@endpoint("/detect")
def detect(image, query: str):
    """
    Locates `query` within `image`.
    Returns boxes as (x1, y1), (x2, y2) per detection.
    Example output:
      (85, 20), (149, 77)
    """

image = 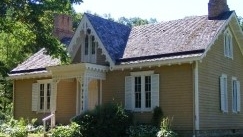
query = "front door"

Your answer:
(88, 80), (98, 110)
